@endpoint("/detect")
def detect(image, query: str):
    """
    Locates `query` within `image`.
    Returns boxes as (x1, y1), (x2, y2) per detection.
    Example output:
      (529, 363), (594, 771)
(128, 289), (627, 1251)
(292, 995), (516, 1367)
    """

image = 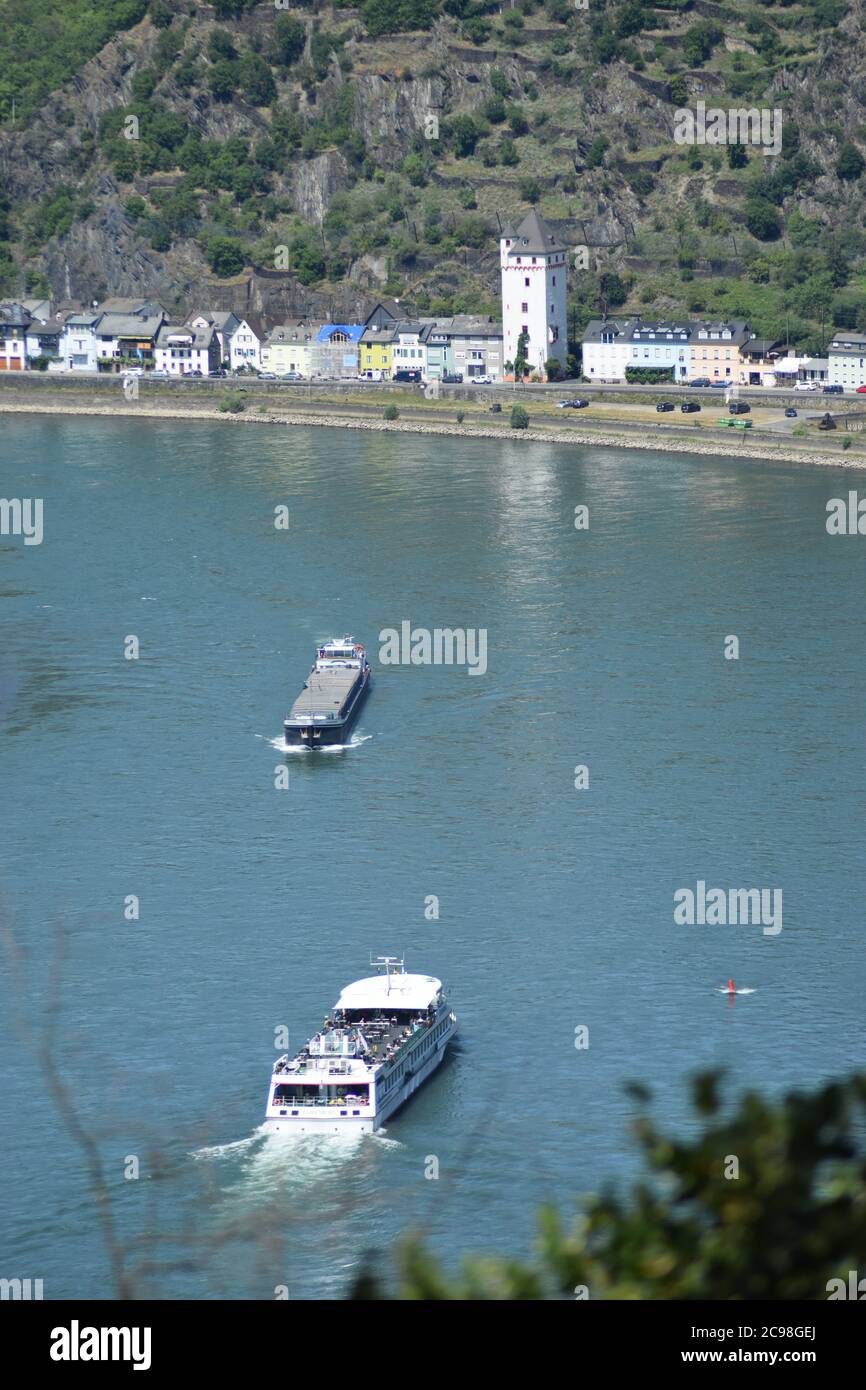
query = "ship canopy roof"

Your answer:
(336, 973), (442, 1012)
